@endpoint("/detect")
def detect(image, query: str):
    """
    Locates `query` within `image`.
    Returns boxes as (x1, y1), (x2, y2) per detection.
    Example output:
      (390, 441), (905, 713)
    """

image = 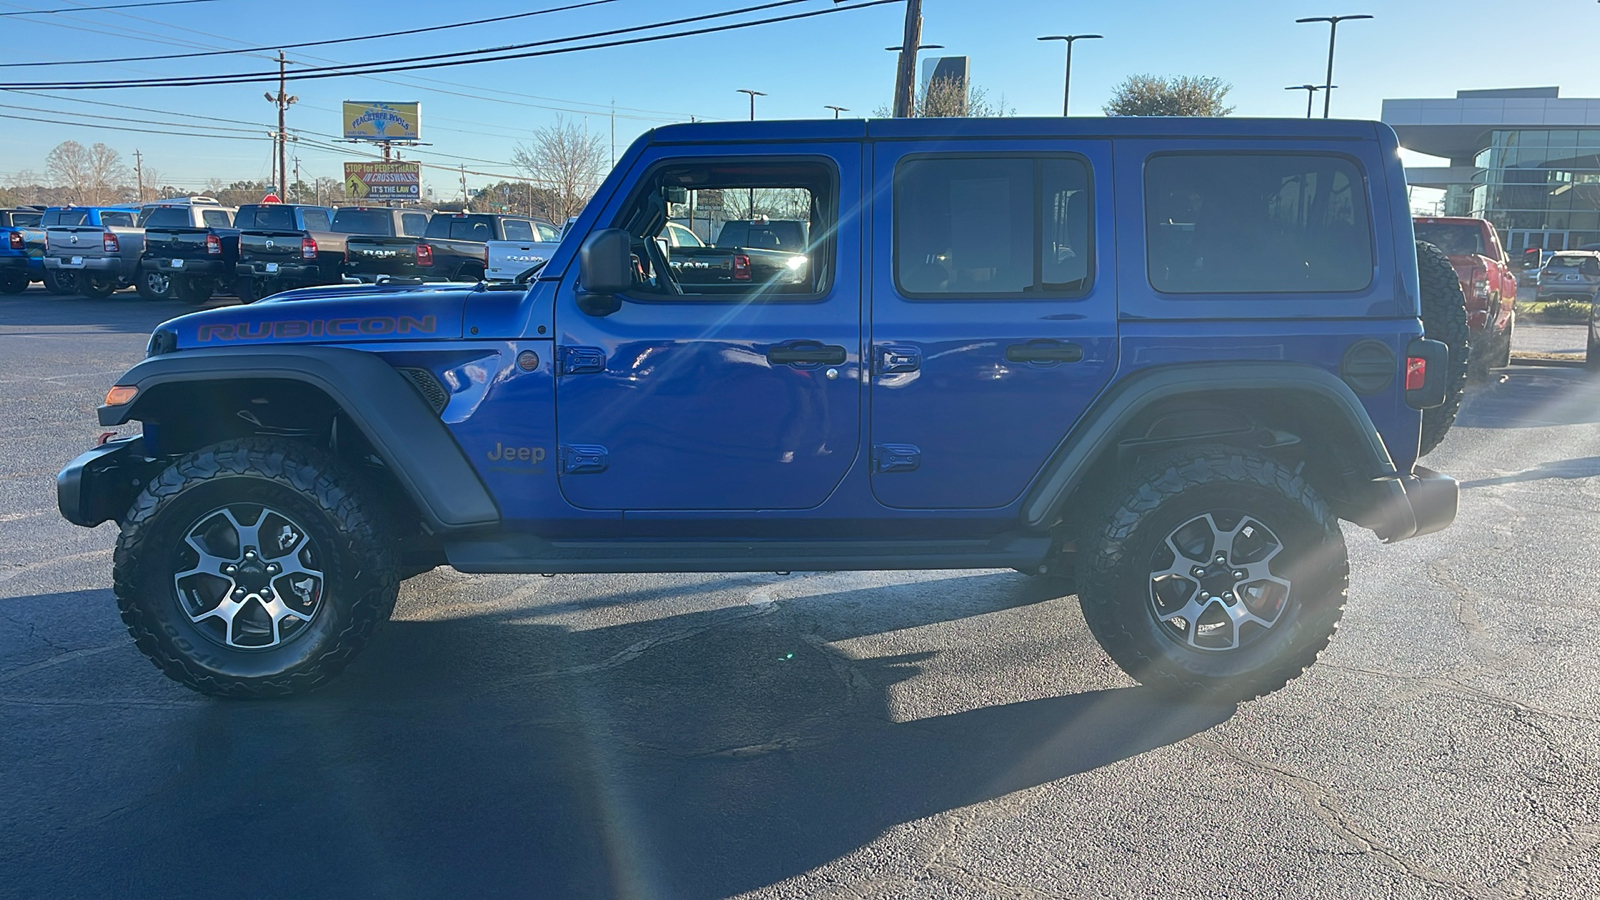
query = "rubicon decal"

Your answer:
(197, 315), (437, 342)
